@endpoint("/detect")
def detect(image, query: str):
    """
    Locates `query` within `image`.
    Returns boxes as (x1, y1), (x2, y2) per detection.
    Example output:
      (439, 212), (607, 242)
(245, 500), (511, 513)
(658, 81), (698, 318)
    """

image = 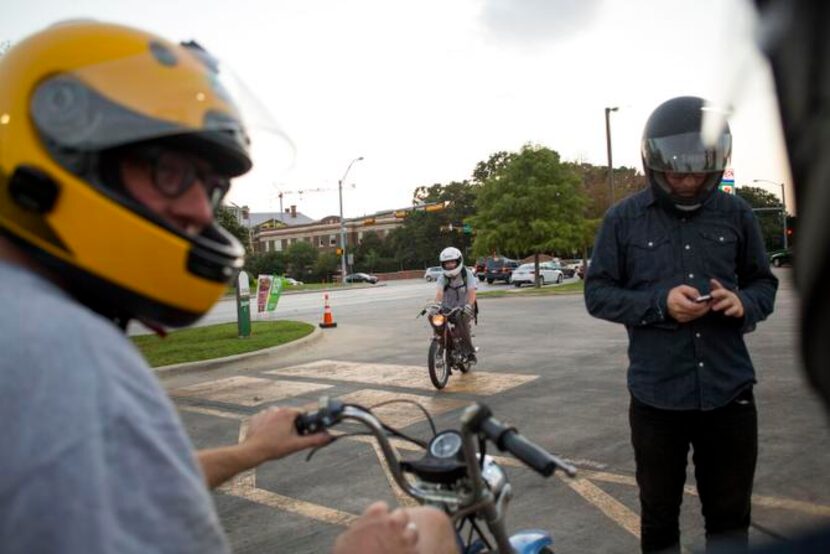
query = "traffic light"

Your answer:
(335, 247), (343, 255)
(394, 210), (408, 219)
(362, 218), (376, 226)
